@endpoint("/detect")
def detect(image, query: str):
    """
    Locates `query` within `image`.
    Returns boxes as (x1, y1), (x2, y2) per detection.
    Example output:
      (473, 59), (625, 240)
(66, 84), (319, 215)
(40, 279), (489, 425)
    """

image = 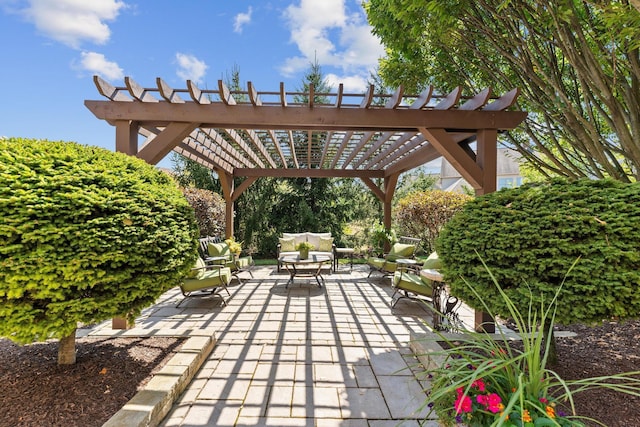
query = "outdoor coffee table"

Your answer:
(278, 254), (332, 288)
